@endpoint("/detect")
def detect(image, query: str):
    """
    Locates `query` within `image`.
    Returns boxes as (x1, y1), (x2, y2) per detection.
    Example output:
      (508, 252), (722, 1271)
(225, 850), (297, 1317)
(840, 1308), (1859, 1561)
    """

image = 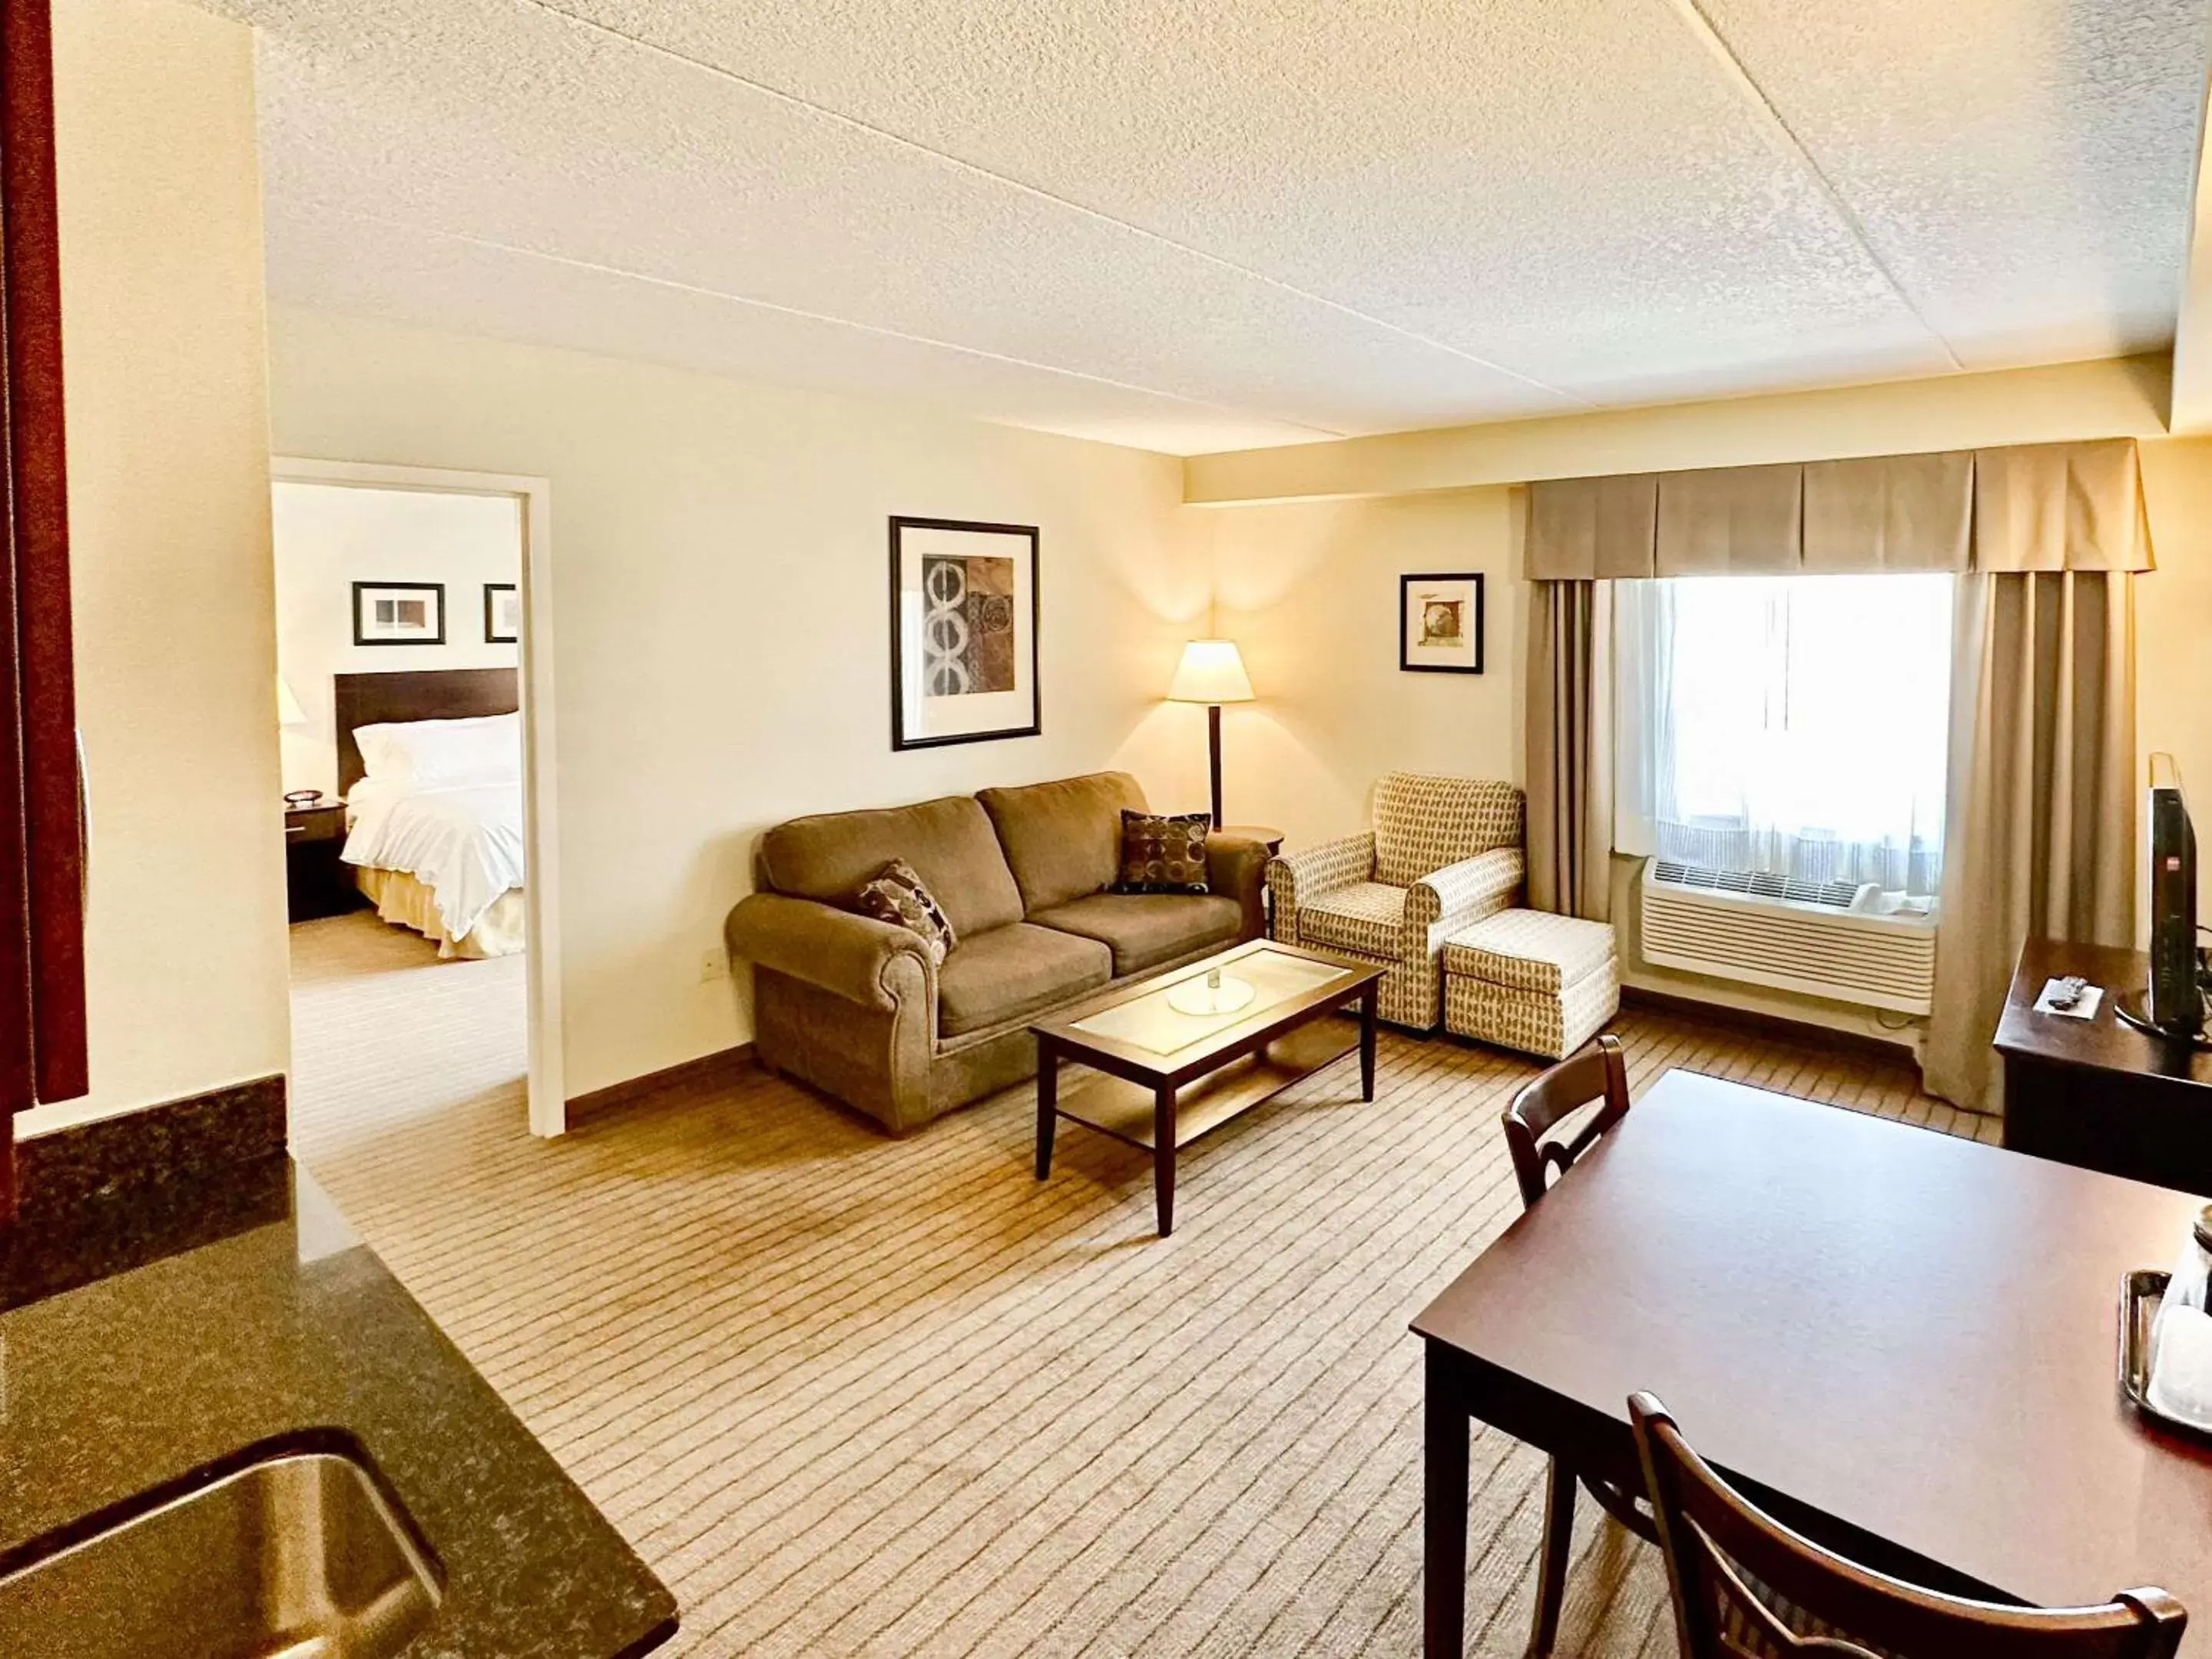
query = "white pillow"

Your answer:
(353, 713), (521, 788)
